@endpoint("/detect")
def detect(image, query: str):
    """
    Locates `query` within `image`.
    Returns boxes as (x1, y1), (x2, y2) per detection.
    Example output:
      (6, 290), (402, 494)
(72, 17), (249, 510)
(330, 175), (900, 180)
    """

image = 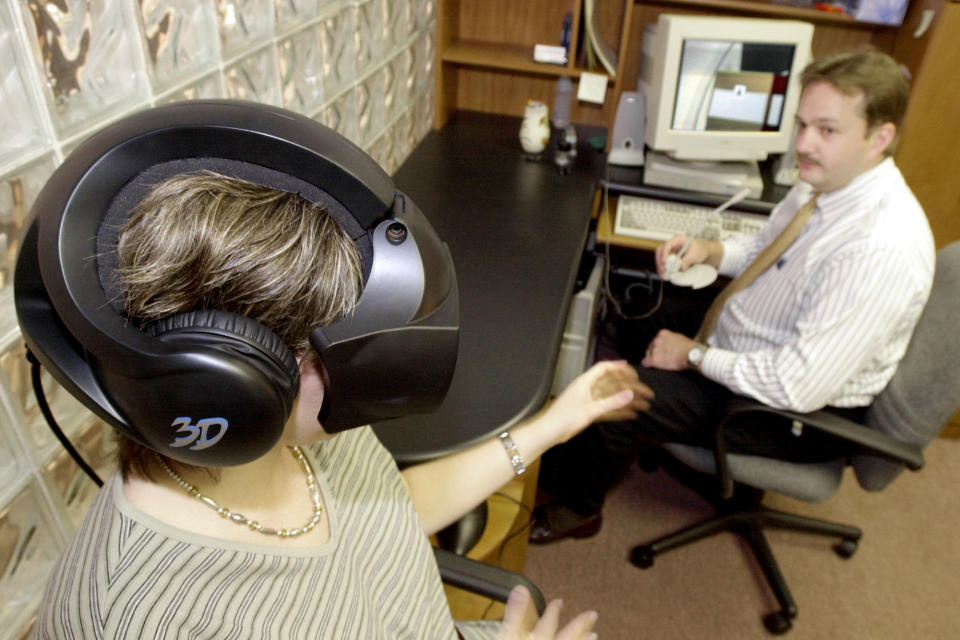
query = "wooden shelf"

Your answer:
(442, 40), (609, 79)
(642, 0), (897, 26)
(435, 0), (912, 132)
